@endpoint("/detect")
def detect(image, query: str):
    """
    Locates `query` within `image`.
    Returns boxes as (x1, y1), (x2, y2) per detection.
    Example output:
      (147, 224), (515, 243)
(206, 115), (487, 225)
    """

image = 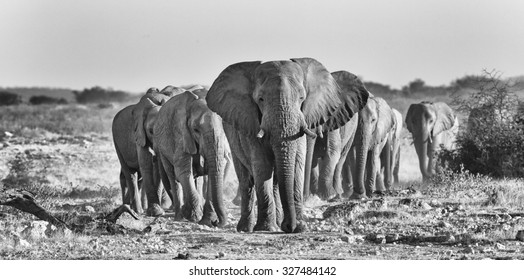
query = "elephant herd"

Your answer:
(111, 57), (459, 233)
